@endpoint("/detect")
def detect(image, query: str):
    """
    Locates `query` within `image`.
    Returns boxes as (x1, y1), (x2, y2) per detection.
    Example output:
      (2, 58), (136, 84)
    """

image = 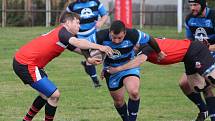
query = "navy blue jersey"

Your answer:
(87, 29), (150, 67)
(66, 0), (107, 38)
(185, 8), (215, 44)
